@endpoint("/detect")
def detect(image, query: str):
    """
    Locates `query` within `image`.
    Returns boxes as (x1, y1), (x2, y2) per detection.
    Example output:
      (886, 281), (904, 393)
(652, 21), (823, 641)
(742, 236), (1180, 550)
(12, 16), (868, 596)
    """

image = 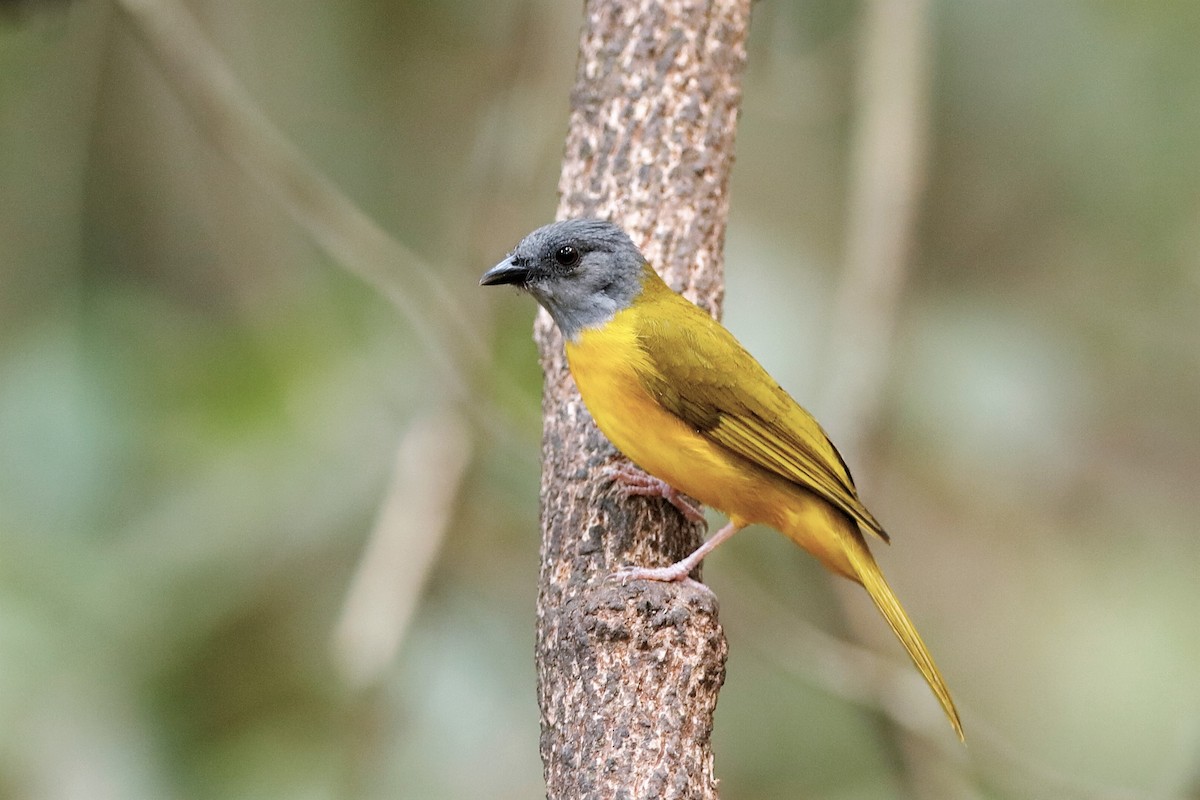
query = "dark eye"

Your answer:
(554, 245), (580, 267)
